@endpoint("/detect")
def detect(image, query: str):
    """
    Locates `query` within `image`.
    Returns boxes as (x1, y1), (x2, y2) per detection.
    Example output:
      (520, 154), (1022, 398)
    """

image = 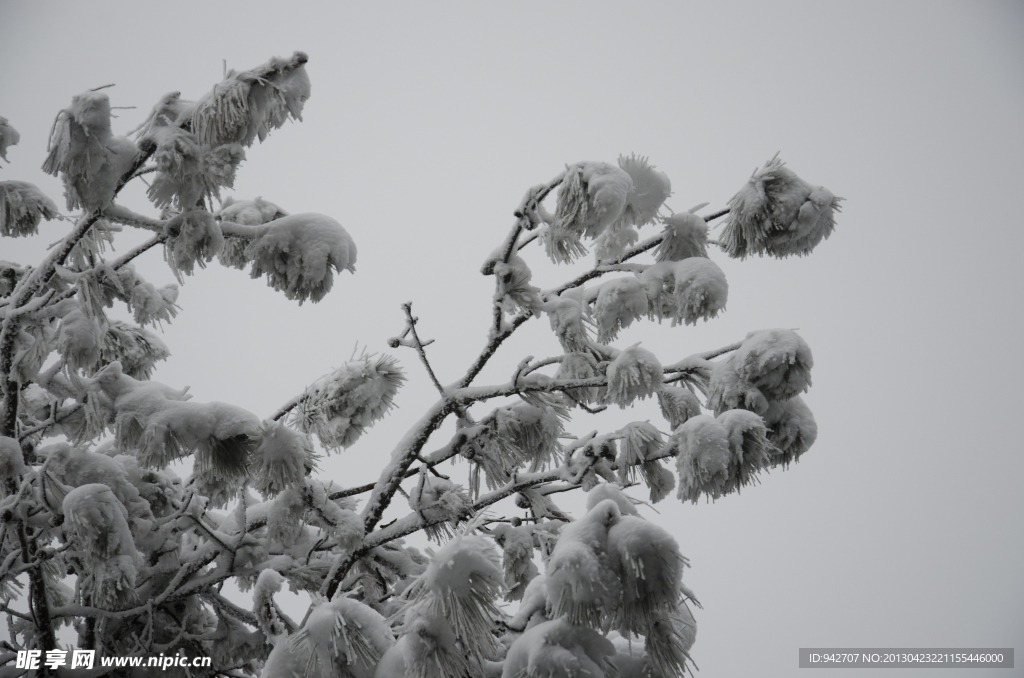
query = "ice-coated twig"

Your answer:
(402, 301), (445, 396)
